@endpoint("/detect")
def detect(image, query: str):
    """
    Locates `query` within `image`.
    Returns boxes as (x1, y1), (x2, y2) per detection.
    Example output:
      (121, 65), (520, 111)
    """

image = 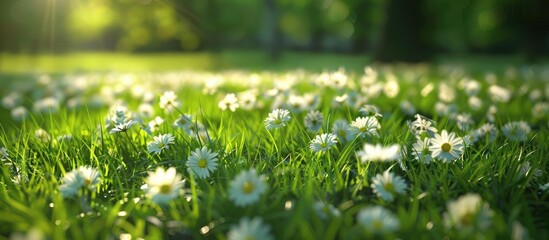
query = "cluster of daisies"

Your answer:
(1, 65), (548, 239)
